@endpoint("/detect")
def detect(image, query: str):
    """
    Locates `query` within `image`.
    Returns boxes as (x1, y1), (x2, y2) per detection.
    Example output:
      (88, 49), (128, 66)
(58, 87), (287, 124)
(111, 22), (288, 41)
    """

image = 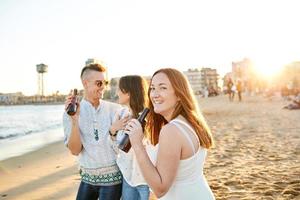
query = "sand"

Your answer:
(201, 95), (300, 200)
(0, 142), (79, 200)
(0, 95), (299, 200)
